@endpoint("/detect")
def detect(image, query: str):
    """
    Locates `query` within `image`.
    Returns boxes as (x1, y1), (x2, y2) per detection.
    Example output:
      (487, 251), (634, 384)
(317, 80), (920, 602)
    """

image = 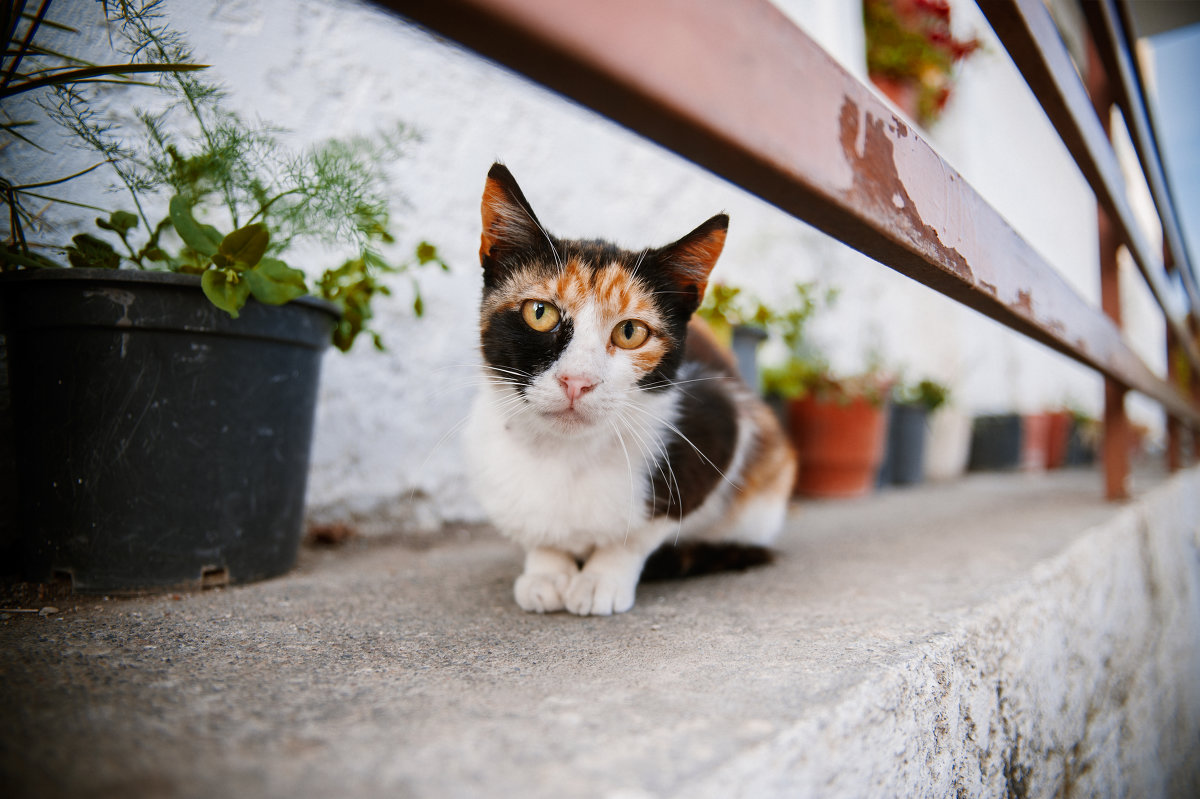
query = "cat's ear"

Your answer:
(480, 163), (548, 282)
(655, 213), (728, 310)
